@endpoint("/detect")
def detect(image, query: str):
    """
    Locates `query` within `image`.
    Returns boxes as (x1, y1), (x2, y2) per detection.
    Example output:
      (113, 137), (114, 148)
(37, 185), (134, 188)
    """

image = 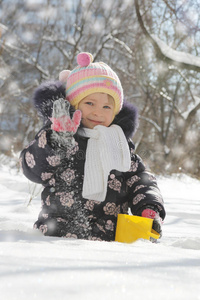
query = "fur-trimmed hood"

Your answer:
(33, 81), (138, 139)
